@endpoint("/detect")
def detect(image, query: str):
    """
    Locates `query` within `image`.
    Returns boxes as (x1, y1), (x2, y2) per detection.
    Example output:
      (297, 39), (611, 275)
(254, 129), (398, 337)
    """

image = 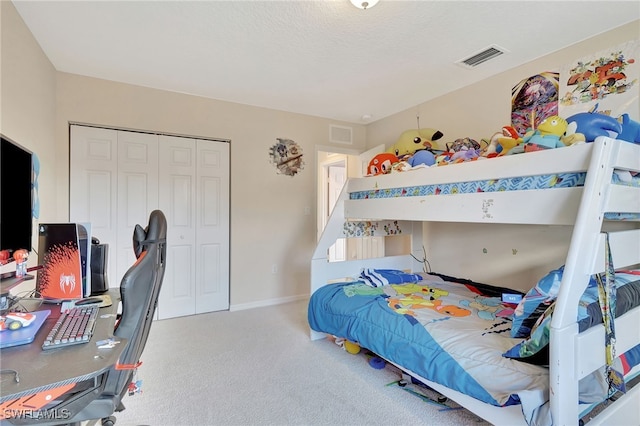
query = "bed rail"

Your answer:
(550, 137), (640, 425)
